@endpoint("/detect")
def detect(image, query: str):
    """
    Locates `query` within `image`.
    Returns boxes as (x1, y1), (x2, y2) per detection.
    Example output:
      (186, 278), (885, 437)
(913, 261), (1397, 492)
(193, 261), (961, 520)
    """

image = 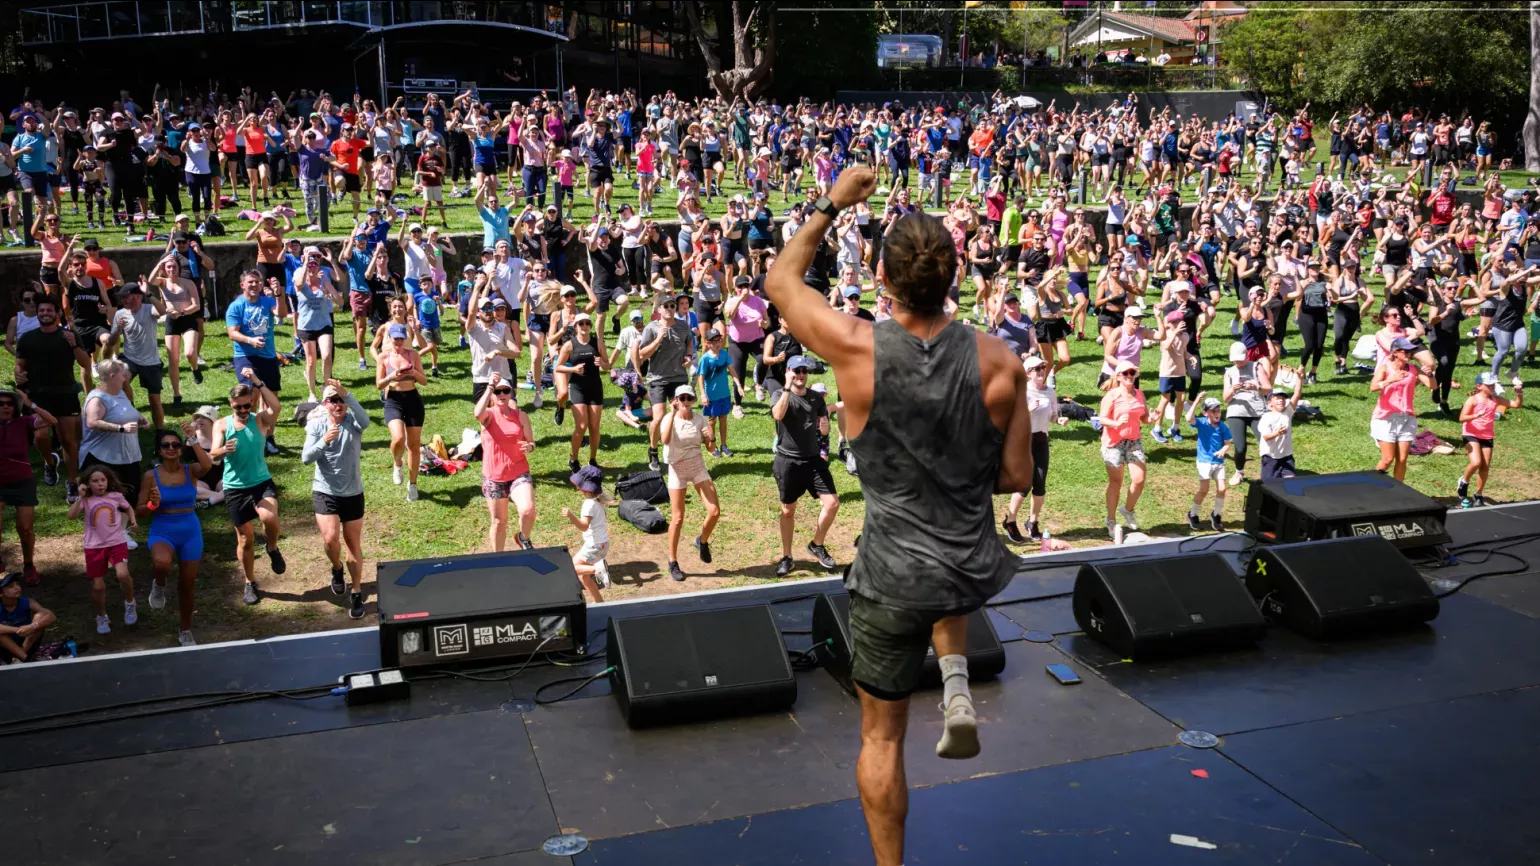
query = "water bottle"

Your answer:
(1040, 530), (1052, 554)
